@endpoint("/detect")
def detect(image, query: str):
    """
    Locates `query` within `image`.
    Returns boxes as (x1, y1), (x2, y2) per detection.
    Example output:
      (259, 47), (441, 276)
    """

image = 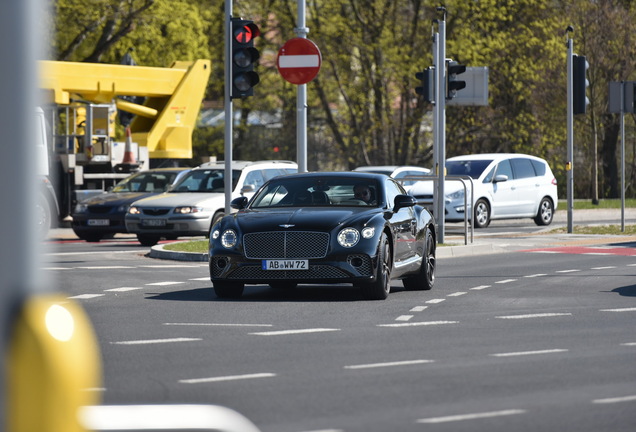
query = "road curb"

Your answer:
(149, 243), (209, 262)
